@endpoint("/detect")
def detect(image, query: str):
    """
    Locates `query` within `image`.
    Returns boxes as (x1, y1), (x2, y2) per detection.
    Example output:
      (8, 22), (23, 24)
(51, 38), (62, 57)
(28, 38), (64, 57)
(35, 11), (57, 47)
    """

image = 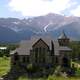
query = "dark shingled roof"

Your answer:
(10, 36), (71, 56)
